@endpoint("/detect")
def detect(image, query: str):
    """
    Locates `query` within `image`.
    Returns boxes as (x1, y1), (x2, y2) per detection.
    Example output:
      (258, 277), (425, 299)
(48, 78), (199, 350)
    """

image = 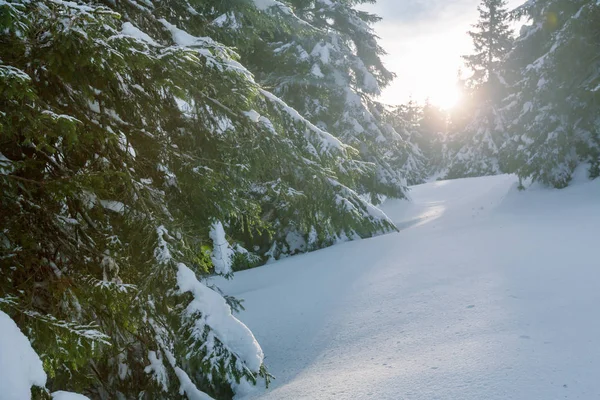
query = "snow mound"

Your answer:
(0, 310), (47, 400)
(51, 391), (91, 400)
